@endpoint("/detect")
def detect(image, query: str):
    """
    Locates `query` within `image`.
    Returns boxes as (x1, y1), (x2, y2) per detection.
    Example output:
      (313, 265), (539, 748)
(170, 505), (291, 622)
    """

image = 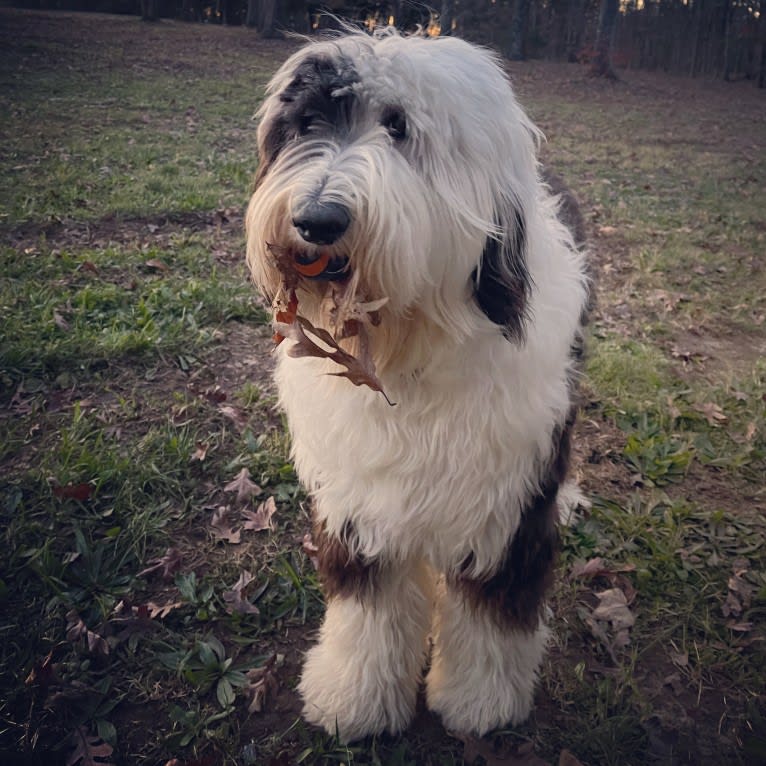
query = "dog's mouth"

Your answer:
(294, 250), (351, 281)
